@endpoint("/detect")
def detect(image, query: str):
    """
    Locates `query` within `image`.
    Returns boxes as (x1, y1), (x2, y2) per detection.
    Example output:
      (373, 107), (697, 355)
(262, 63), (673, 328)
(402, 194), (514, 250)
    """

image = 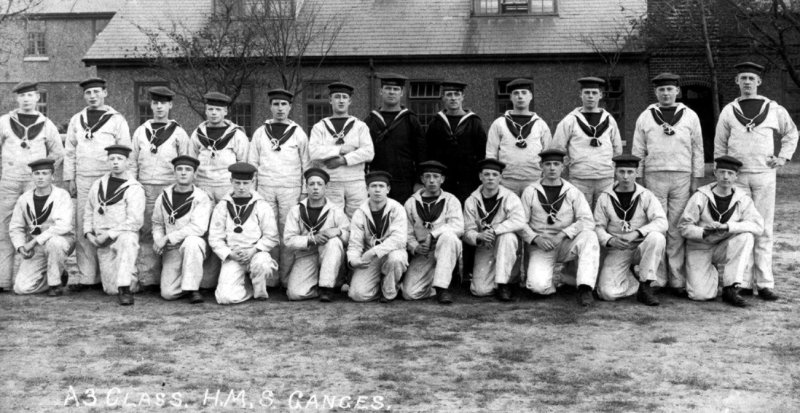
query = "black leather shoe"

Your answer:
(636, 282), (660, 306)
(188, 291), (204, 304)
(757, 288), (778, 301)
(496, 284), (512, 302)
(722, 286), (748, 307)
(68, 284), (89, 292)
(118, 286), (134, 306)
(319, 287), (332, 302)
(738, 288), (754, 296)
(48, 286), (63, 297)
(436, 287), (453, 305)
(577, 285), (593, 307)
